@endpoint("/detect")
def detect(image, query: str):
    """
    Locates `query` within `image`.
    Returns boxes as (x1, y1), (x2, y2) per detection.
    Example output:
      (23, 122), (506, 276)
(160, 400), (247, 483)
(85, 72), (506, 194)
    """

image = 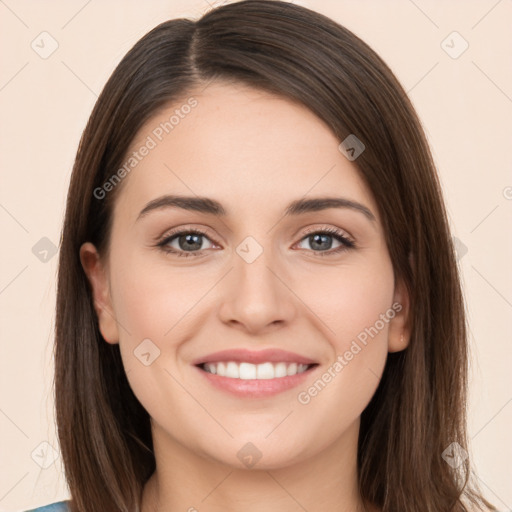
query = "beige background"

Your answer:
(0, 0), (511, 510)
